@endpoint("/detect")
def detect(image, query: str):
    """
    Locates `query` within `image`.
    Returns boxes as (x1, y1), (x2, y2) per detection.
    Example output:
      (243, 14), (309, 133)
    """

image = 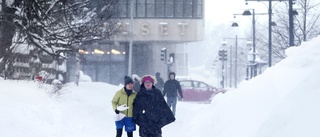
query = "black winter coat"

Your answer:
(133, 85), (175, 135)
(155, 76), (164, 90)
(163, 79), (183, 98)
